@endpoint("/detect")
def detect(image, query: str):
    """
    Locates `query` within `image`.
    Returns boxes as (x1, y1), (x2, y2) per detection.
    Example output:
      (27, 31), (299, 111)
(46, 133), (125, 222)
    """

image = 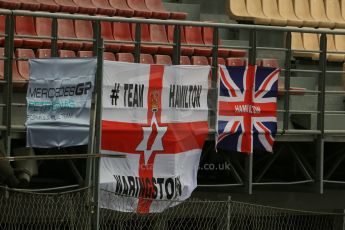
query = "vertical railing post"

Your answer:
(134, 23), (141, 63)
(244, 29), (256, 194)
(91, 37), (103, 230)
(50, 17), (58, 57)
(316, 33), (327, 194)
(210, 26), (219, 133)
(172, 25), (181, 65)
(3, 14), (14, 157)
(283, 32), (292, 132)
